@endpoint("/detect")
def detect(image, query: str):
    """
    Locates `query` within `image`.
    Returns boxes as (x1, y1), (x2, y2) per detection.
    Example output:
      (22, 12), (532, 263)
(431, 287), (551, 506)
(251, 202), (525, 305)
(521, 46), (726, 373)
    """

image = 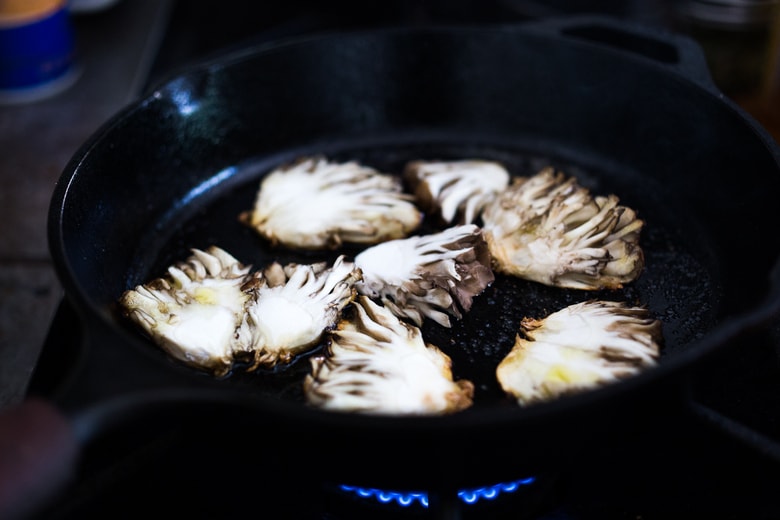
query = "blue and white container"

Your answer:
(0, 0), (79, 104)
